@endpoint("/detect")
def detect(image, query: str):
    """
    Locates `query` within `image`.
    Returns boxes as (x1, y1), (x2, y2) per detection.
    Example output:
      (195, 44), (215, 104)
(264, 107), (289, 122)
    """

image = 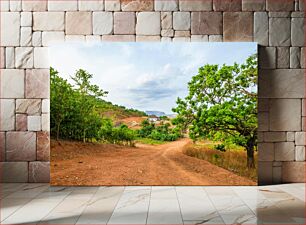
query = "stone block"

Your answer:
(41, 114), (50, 131)
(172, 37), (190, 42)
(102, 35), (135, 42)
(136, 36), (161, 42)
(37, 131), (50, 161)
(266, 0), (294, 11)
(286, 132), (295, 142)
(275, 142), (295, 161)
(20, 27), (32, 47)
(258, 112), (269, 131)
(242, 0), (265, 11)
(258, 69), (304, 98)
(161, 12), (172, 29)
(0, 99), (15, 131)
(42, 32), (65, 46)
(21, 12), (32, 27)
(213, 0), (242, 11)
(1, 0), (9, 11)
(0, 69), (24, 98)
(264, 132), (286, 142)
(174, 30), (190, 37)
(258, 47), (276, 69)
(254, 12), (268, 46)
(282, 162), (305, 182)
(15, 47), (33, 68)
(290, 47), (301, 69)
(5, 47), (15, 69)
(223, 12), (253, 42)
(136, 12), (160, 35)
(276, 47), (289, 68)
(27, 116), (41, 131)
(66, 12), (92, 35)
(272, 165), (282, 184)
(65, 35), (86, 42)
(48, 0), (78, 11)
(179, 0), (212, 11)
(0, 162), (28, 182)
(6, 132), (36, 161)
(0, 48), (4, 69)
(0, 132), (4, 161)
(16, 99), (41, 115)
(208, 35), (222, 42)
(258, 162), (273, 185)
(105, 0), (120, 11)
(291, 18), (304, 47)
(269, 99), (301, 132)
(301, 47), (305, 69)
(295, 146), (305, 161)
(258, 98), (269, 112)
(191, 35), (208, 42)
(42, 99), (50, 113)
(161, 29), (174, 37)
(269, 18), (291, 46)
(173, 12), (190, 30)
(78, 0), (104, 11)
(25, 69), (50, 99)
(93, 12), (113, 35)
(16, 114), (27, 131)
(32, 31), (42, 47)
(11, 0), (22, 12)
(34, 47), (49, 69)
(114, 12), (135, 35)
(291, 12), (305, 18)
(29, 162), (50, 183)
(191, 12), (222, 35)
(268, 12), (290, 17)
(258, 131), (264, 142)
(22, 0), (47, 11)
(121, 0), (153, 11)
(299, 0), (304, 11)
(1, 12), (20, 46)
(258, 143), (274, 161)
(295, 132), (305, 146)
(33, 12), (65, 31)
(155, 0), (178, 11)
